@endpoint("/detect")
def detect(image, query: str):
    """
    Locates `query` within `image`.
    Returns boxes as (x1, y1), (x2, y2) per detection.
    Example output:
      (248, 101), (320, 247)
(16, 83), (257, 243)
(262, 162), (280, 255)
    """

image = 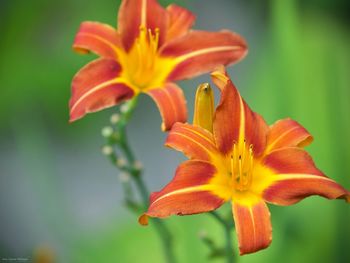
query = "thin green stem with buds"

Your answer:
(102, 97), (176, 263)
(209, 211), (235, 263)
